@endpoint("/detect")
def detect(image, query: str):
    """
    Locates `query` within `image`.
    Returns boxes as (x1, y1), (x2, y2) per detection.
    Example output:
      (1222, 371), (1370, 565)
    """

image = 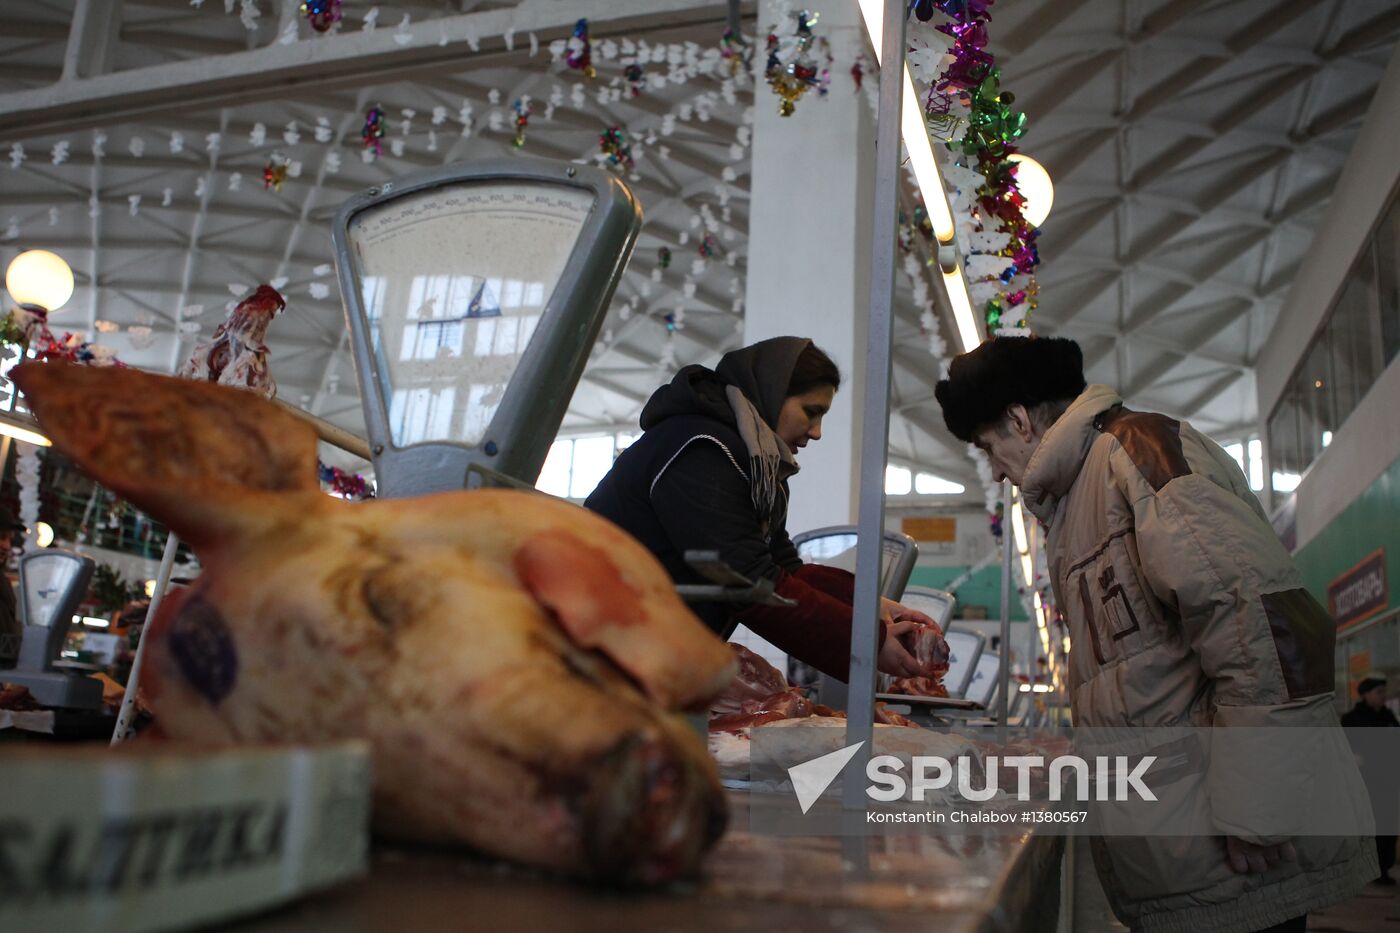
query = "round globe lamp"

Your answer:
(1007, 154), (1054, 228)
(6, 249), (74, 314)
